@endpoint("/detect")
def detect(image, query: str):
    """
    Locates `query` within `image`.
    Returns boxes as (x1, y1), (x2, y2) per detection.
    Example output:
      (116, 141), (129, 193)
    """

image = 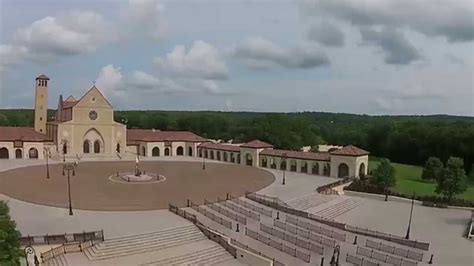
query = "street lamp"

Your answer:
(43, 147), (50, 179)
(282, 153), (287, 185)
(62, 161), (78, 216)
(330, 244), (341, 265)
(24, 246), (39, 266)
(405, 191), (416, 239)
